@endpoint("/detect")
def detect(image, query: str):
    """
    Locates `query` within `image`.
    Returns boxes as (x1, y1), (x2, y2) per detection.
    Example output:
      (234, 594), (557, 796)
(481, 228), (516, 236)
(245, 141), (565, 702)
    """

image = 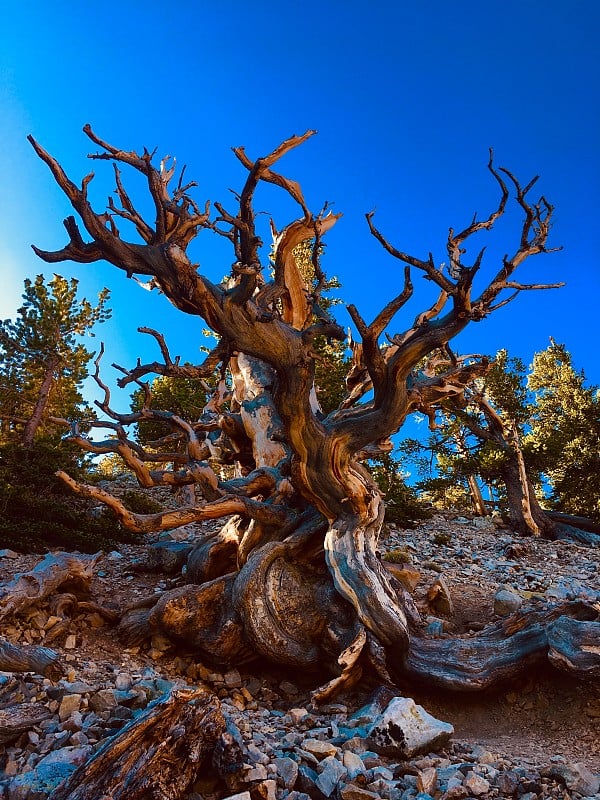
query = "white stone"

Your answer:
(494, 588), (522, 616)
(342, 750), (366, 780)
(366, 696), (453, 758)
